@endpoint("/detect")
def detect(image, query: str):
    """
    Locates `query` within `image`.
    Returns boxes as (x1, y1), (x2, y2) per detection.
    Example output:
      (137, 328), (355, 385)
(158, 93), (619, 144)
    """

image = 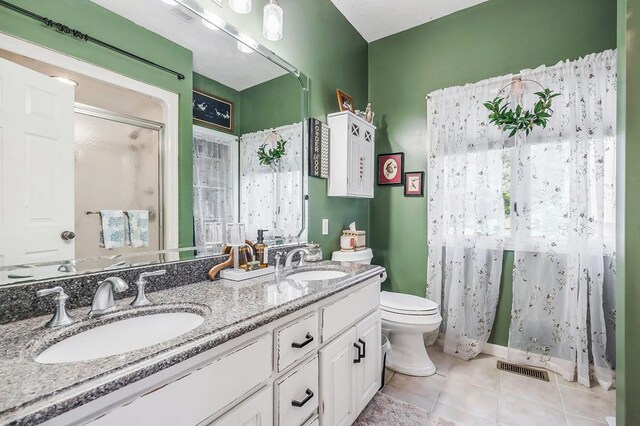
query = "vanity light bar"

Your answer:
(0, 0), (186, 80)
